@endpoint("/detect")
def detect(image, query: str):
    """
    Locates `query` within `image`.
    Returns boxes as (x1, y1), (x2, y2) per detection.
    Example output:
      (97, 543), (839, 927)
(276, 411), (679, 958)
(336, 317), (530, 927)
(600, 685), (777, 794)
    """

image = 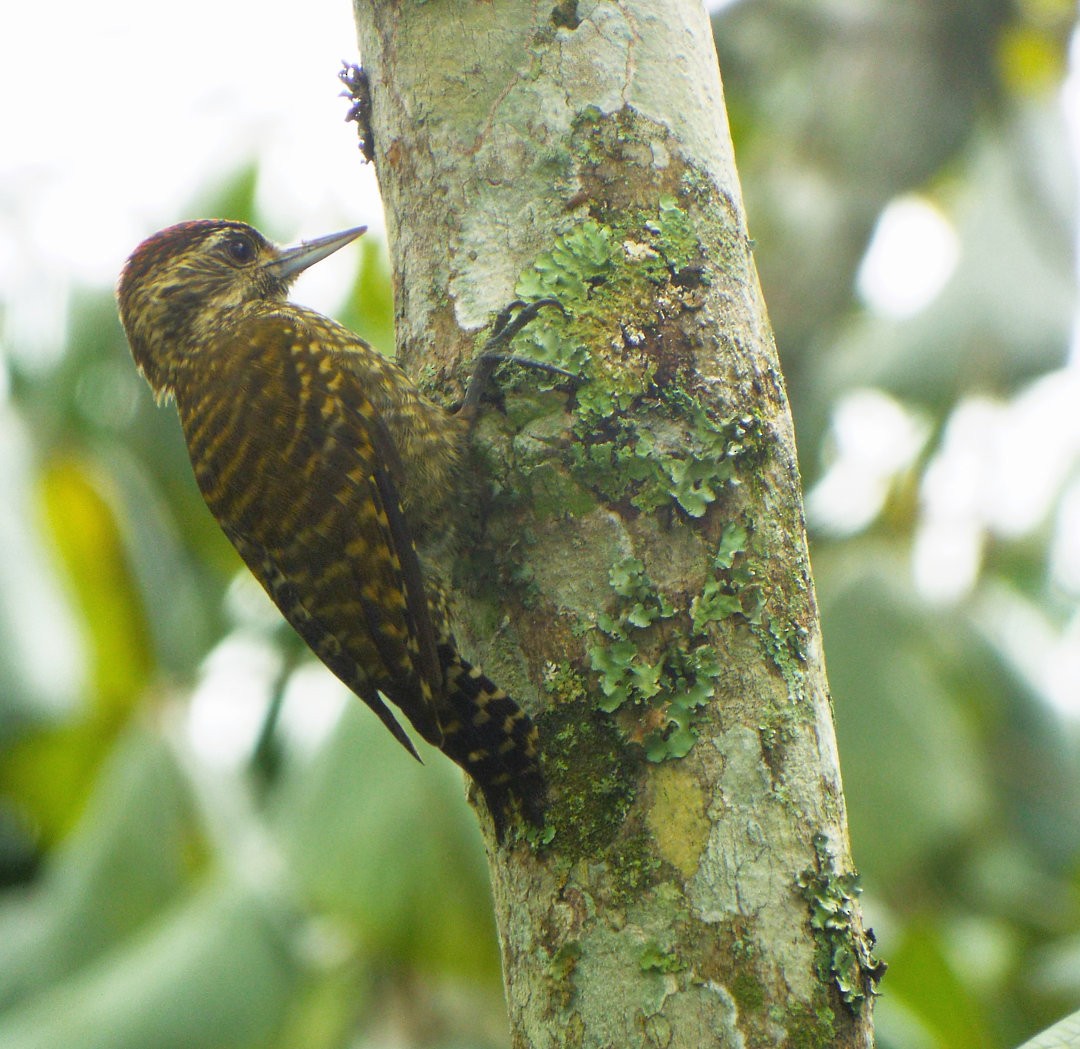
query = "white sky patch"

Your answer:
(857, 195), (960, 319)
(1051, 478), (1080, 595)
(915, 370), (1080, 603)
(981, 370), (1080, 537)
(278, 663), (350, 758)
(0, 0), (379, 364)
(807, 388), (928, 535)
(186, 632), (283, 769)
(0, 408), (85, 708)
(912, 396), (996, 604)
(974, 584), (1080, 718)
(912, 515), (985, 606)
